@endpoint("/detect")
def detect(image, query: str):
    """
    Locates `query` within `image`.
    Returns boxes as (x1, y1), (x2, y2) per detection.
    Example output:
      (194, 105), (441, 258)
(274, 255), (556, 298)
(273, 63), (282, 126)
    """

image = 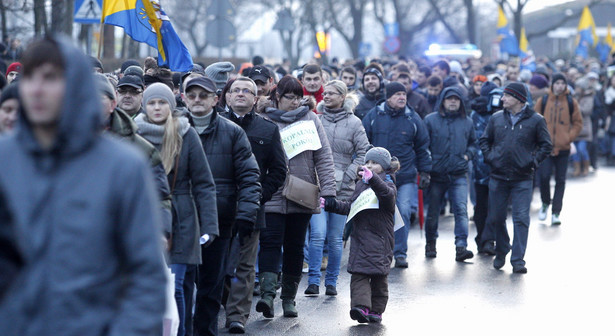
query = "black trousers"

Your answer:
(258, 213), (311, 277)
